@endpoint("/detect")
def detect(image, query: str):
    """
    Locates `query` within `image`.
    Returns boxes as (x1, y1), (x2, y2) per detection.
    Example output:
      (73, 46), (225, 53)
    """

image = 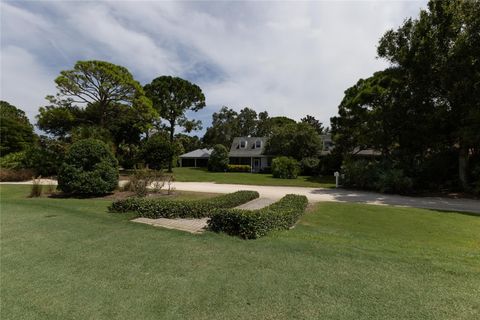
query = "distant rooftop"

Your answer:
(179, 148), (213, 158)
